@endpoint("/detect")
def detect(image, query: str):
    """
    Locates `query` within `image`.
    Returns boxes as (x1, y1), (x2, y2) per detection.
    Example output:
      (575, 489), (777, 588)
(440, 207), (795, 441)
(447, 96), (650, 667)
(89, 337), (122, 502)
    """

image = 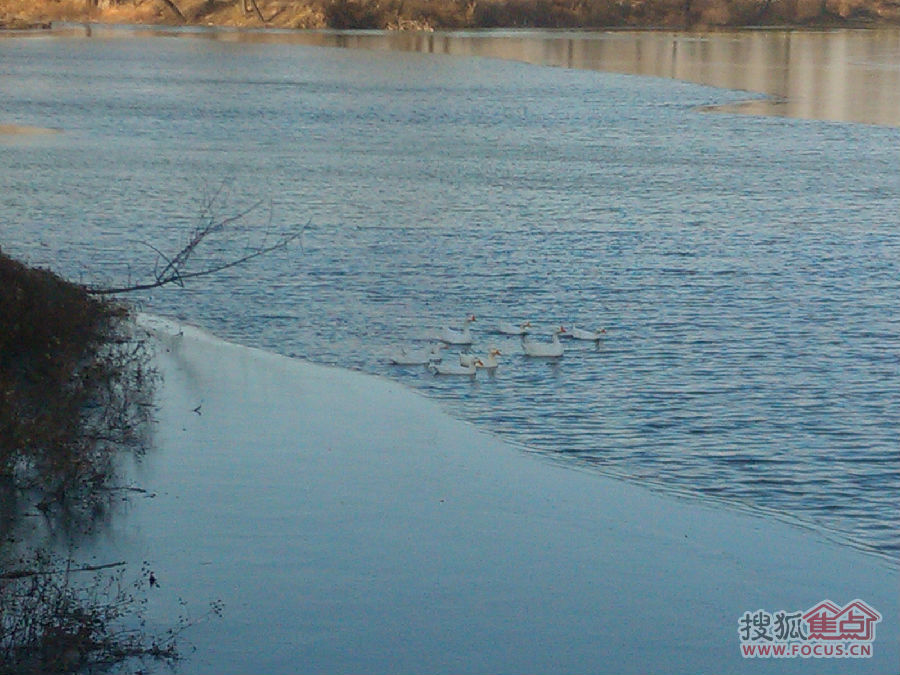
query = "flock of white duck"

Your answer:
(388, 314), (607, 376)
